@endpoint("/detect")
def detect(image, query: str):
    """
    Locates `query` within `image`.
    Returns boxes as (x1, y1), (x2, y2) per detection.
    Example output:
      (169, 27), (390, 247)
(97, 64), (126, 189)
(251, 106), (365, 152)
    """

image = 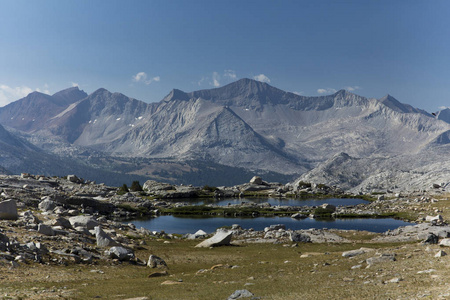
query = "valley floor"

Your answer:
(0, 233), (449, 300)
